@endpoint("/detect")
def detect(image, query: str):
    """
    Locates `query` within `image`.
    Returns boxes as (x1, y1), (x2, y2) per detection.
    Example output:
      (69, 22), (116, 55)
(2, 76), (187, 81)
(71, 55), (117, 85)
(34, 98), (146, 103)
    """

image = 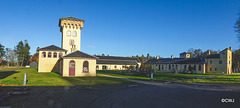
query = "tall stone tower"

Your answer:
(59, 16), (85, 54)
